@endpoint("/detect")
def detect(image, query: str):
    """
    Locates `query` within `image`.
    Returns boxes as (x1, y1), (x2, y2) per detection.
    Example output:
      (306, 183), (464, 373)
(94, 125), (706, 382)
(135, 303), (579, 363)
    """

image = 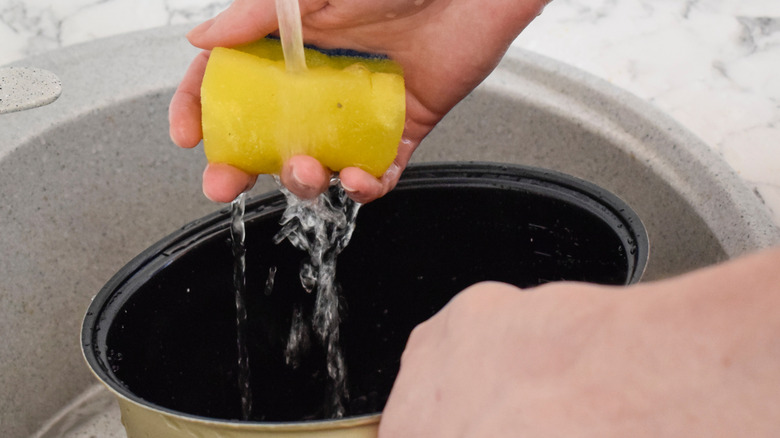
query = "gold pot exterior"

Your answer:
(118, 398), (380, 438)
